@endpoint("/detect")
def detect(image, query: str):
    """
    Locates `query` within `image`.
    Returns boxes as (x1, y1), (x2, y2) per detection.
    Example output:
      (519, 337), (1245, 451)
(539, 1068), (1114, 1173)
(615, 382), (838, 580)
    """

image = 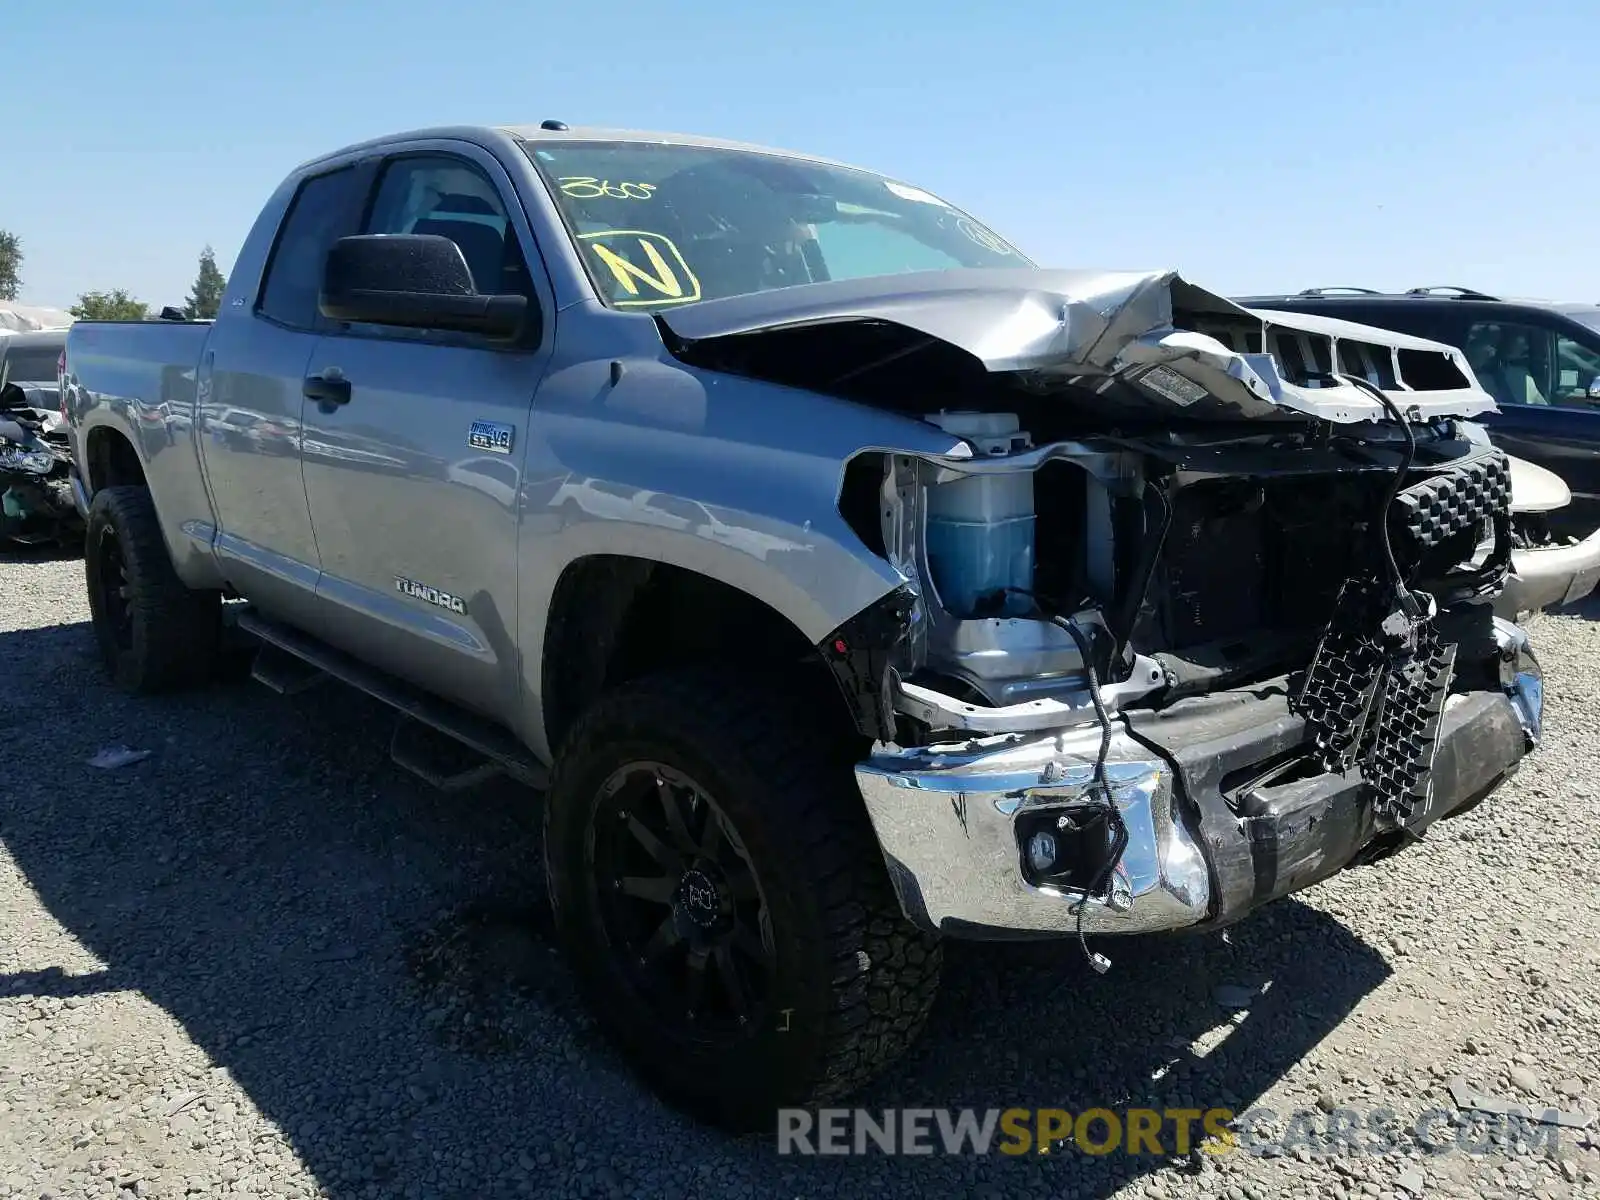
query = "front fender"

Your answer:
(513, 357), (962, 760)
